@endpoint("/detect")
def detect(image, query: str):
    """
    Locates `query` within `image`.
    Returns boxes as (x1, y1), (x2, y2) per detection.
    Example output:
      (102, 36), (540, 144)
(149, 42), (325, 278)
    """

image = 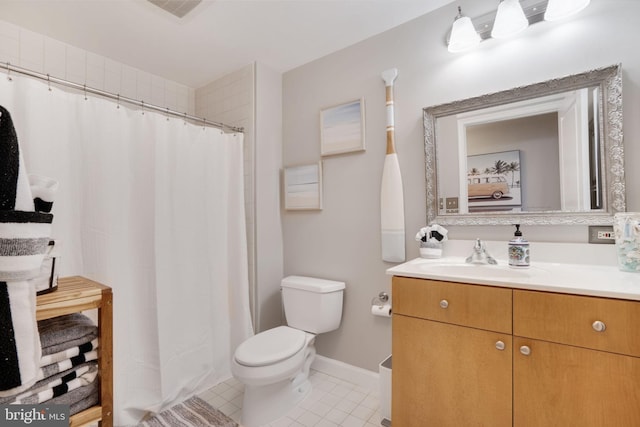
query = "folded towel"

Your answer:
(0, 105), (54, 396)
(38, 313), (98, 356)
(8, 362), (98, 405)
(38, 349), (98, 381)
(53, 374), (100, 416)
(0, 349), (98, 405)
(40, 338), (99, 367)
